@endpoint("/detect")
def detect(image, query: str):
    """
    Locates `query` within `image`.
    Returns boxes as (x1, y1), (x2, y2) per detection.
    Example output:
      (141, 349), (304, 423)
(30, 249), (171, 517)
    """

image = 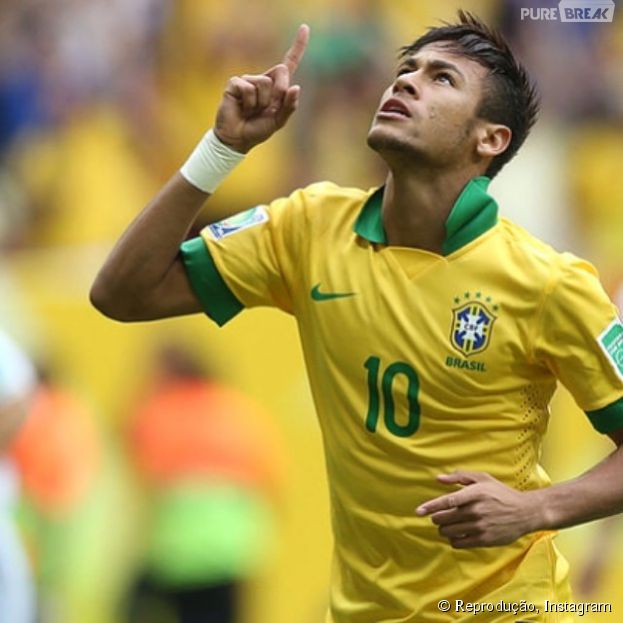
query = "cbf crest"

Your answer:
(450, 295), (497, 357)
